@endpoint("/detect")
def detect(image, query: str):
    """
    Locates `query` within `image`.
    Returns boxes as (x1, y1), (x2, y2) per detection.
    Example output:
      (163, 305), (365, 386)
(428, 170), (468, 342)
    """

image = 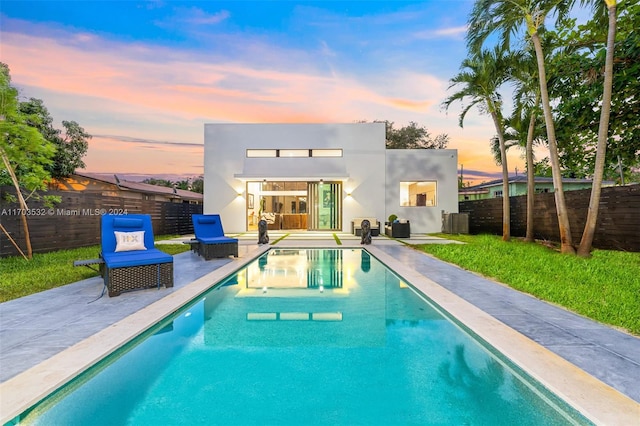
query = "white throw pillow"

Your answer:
(114, 231), (146, 252)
